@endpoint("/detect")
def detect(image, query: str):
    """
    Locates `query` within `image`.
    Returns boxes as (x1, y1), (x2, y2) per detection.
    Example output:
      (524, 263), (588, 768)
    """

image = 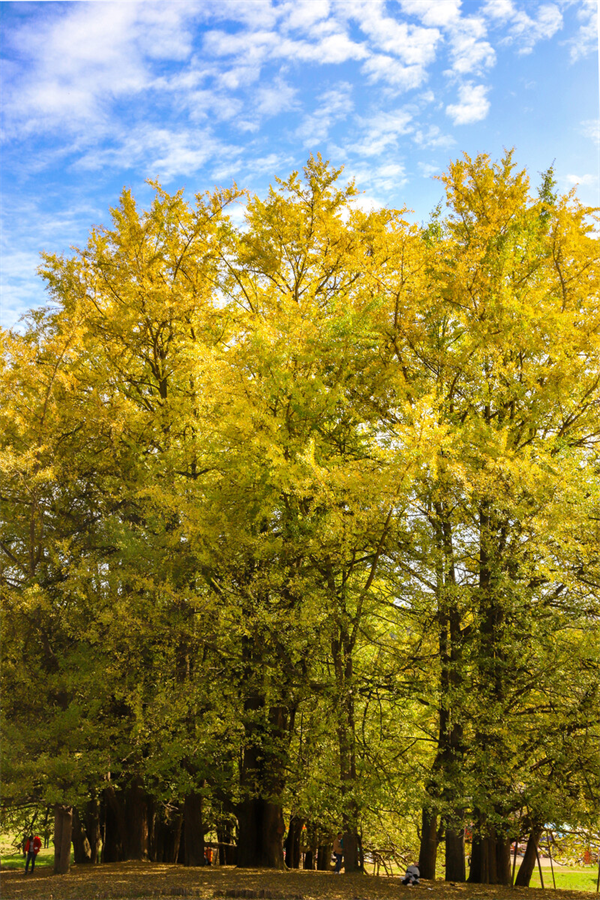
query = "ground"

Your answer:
(0, 864), (598, 900)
